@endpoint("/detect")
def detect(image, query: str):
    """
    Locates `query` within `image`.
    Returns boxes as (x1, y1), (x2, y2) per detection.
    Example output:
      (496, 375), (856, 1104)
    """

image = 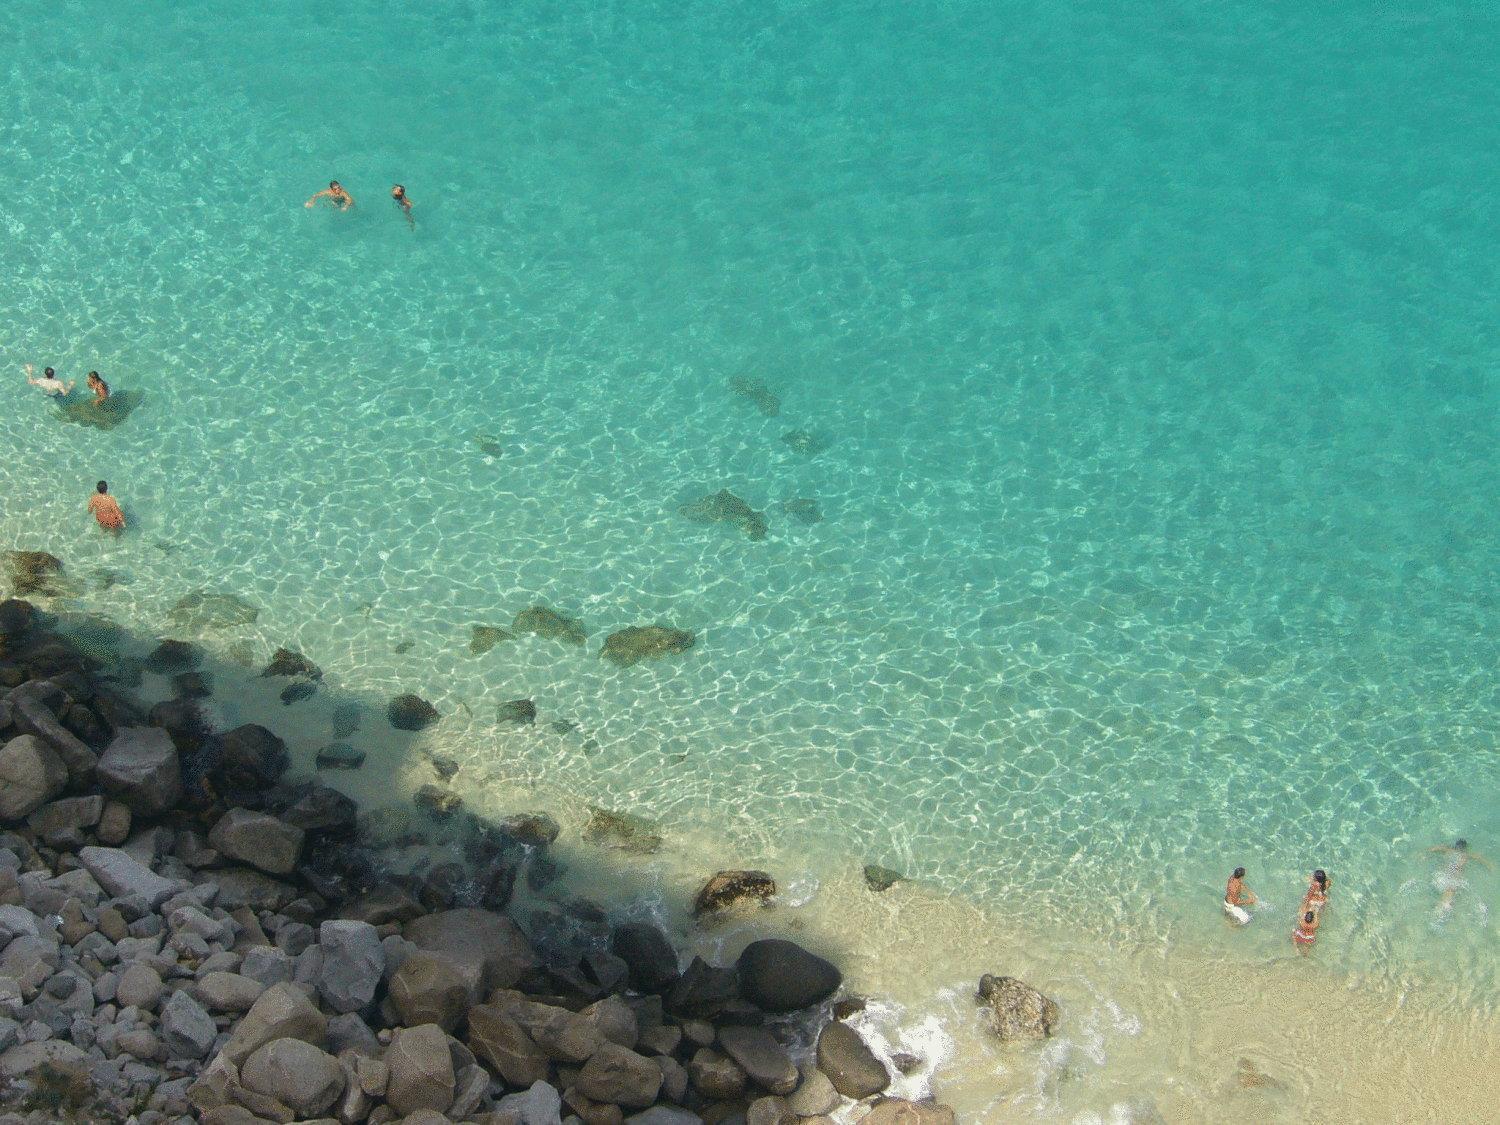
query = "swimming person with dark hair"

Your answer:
(1292, 908), (1320, 952)
(1429, 839), (1493, 919)
(1224, 866), (1257, 925)
(25, 364), (74, 397)
(87, 371), (110, 405)
(1301, 869), (1331, 915)
(391, 184), (413, 227)
(306, 180), (354, 210)
(87, 481), (125, 531)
